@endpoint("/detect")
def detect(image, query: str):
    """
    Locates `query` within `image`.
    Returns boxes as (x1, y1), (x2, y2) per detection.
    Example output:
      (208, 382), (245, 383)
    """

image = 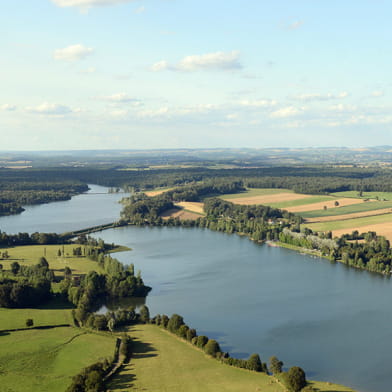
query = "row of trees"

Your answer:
(150, 313), (307, 391)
